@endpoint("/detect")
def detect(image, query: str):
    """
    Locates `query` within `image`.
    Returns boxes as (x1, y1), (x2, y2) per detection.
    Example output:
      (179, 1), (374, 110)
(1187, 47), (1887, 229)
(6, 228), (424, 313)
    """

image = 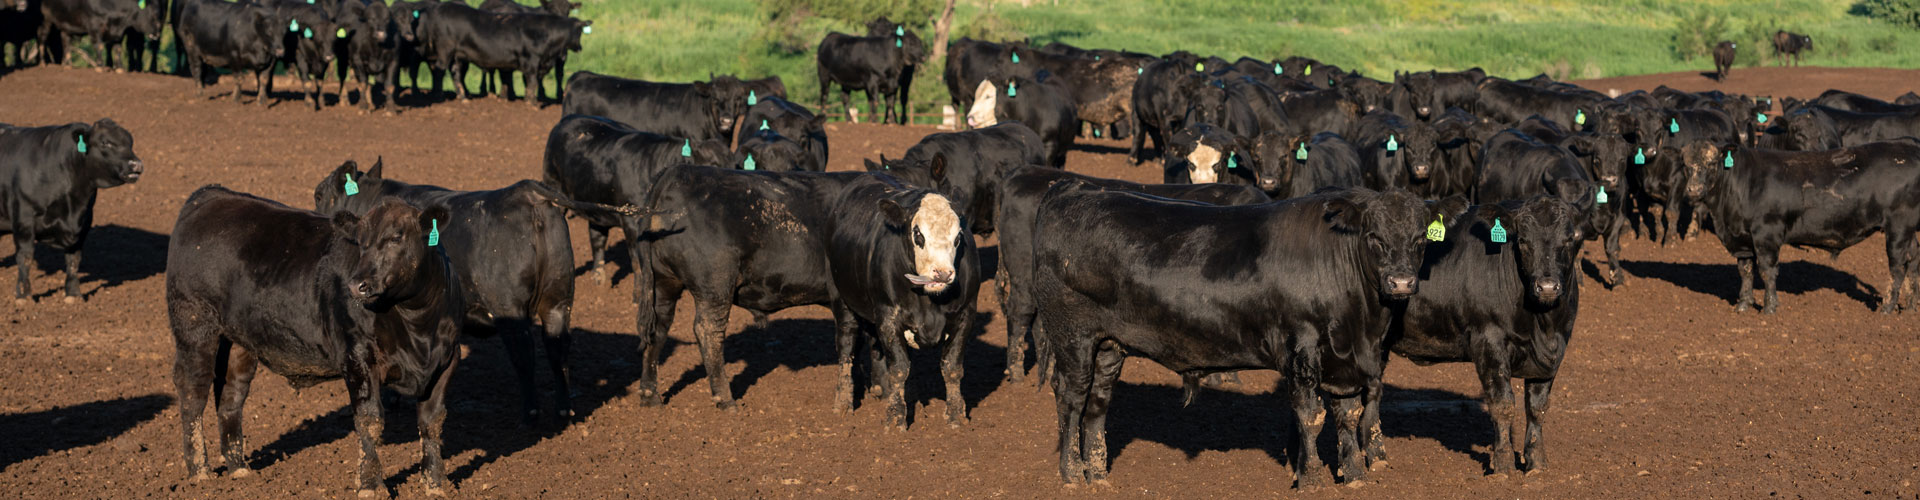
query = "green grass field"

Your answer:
(25, 0), (1918, 122)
